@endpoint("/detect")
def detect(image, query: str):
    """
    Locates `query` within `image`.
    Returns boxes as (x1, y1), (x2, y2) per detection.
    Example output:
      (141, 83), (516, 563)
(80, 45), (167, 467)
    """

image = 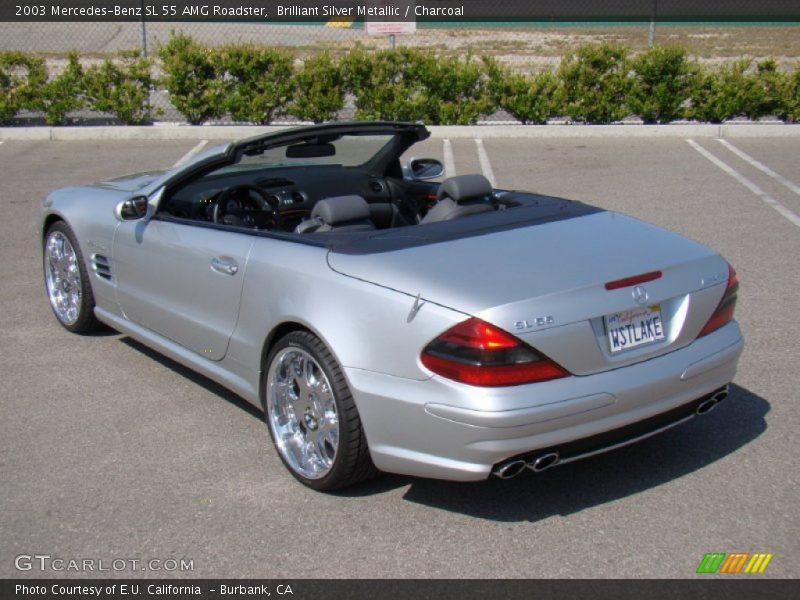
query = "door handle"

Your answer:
(210, 256), (239, 276)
